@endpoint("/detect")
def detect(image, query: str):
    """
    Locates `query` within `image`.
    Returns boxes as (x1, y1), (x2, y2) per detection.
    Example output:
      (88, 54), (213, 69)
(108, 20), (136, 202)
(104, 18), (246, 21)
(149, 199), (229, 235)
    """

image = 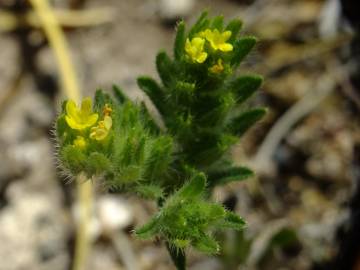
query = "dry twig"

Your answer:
(28, 1), (93, 270)
(0, 8), (114, 32)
